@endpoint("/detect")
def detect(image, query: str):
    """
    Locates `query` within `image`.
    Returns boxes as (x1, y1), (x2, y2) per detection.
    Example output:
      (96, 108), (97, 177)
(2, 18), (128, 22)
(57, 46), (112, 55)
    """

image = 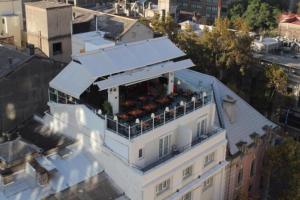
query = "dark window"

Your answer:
(287, 87), (293, 94)
(138, 149), (143, 158)
(250, 160), (256, 177)
(248, 184), (252, 192)
(237, 168), (243, 186)
(53, 42), (62, 55)
(2, 19), (4, 24)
